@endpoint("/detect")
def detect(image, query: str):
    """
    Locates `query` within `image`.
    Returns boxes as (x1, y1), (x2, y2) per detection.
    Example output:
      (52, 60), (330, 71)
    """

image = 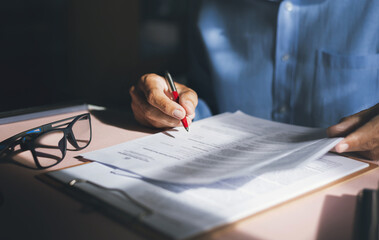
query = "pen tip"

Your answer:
(185, 127), (189, 132)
